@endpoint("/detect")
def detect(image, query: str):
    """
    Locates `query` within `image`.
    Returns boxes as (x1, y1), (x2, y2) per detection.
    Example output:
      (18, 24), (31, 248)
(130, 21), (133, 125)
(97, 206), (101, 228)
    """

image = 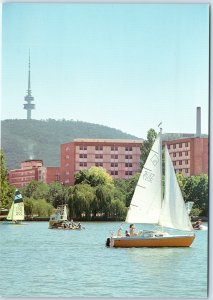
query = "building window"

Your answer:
(173, 144), (176, 149)
(185, 142), (189, 147)
(111, 170), (118, 175)
(173, 161), (176, 166)
(111, 146), (118, 151)
(185, 160), (188, 164)
(125, 155), (133, 159)
(179, 152), (182, 157)
(80, 162), (87, 167)
(168, 145), (170, 149)
(111, 162), (118, 167)
(66, 155), (70, 159)
(79, 154), (87, 158)
(185, 168), (189, 173)
(173, 153), (176, 157)
(95, 154), (103, 159)
(95, 146), (103, 151)
(65, 147), (70, 152)
(125, 146), (132, 151)
(185, 151), (188, 156)
(111, 154), (118, 159)
(179, 161), (182, 165)
(179, 143), (182, 148)
(80, 146), (87, 150)
(125, 163), (132, 167)
(95, 162), (103, 167)
(125, 171), (133, 175)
